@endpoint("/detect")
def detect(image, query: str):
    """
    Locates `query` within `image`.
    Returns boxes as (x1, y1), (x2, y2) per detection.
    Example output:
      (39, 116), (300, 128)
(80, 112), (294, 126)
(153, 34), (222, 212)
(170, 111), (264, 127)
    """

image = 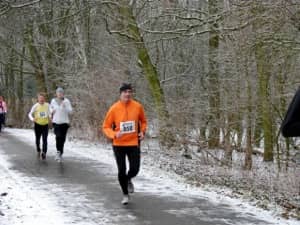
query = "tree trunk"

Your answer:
(255, 40), (273, 162)
(25, 26), (48, 94)
(244, 59), (253, 170)
(207, 0), (221, 148)
(6, 48), (17, 126)
(17, 45), (26, 127)
(119, 3), (174, 146)
(251, 1), (274, 162)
